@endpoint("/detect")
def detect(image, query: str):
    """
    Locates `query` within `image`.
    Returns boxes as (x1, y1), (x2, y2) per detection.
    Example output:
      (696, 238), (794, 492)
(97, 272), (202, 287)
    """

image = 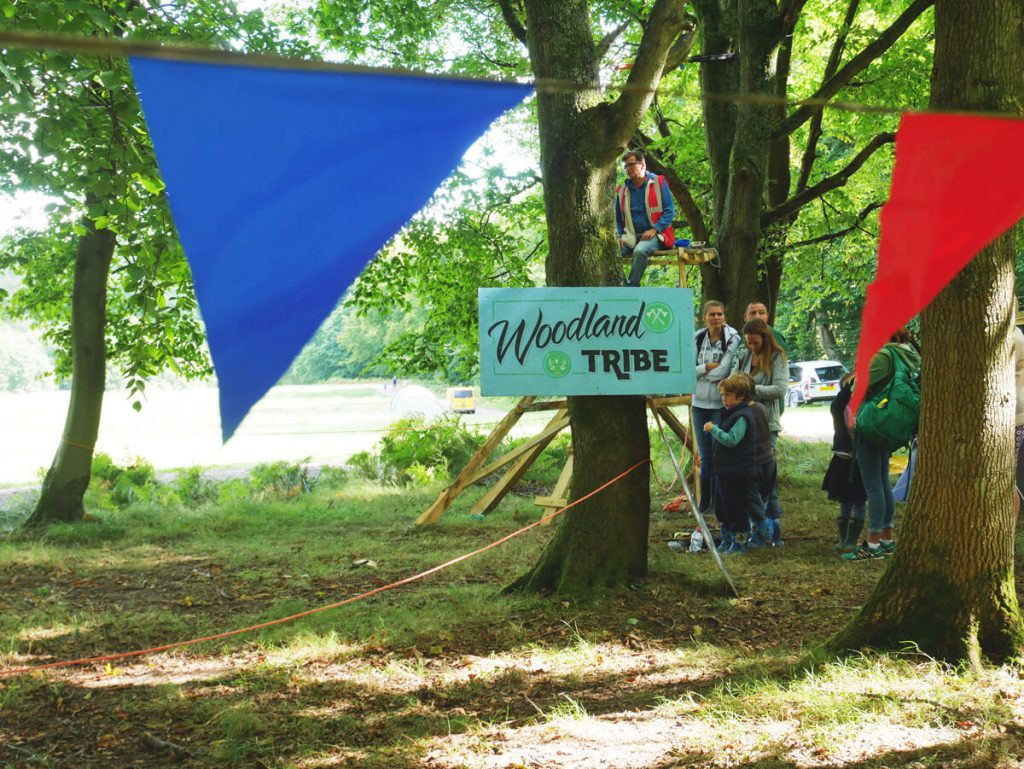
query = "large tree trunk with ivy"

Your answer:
(830, 0), (1024, 663)
(505, 0), (687, 594)
(25, 221), (114, 528)
(691, 0), (778, 324)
